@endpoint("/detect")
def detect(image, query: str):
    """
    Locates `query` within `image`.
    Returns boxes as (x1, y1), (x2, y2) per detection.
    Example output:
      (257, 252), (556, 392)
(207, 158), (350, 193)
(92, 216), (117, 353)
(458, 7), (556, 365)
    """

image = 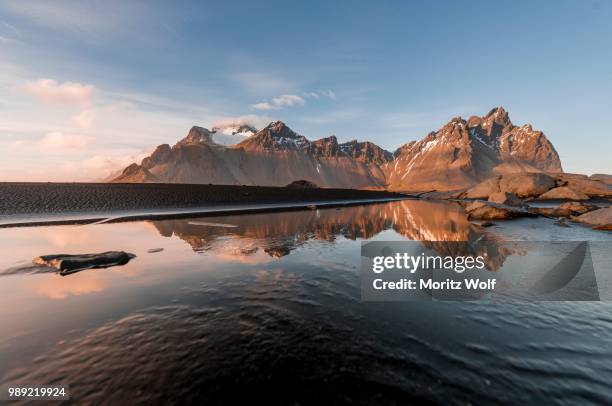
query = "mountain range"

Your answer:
(112, 107), (563, 191)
